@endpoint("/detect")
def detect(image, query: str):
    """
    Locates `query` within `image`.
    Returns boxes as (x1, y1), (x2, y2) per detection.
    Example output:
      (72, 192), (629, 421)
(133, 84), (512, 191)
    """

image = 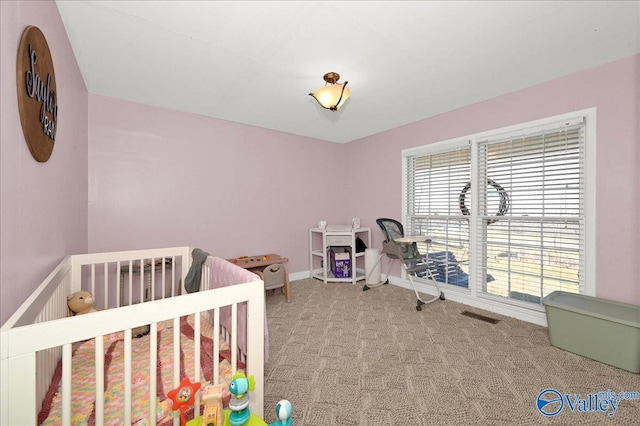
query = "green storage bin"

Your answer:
(542, 291), (640, 373)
